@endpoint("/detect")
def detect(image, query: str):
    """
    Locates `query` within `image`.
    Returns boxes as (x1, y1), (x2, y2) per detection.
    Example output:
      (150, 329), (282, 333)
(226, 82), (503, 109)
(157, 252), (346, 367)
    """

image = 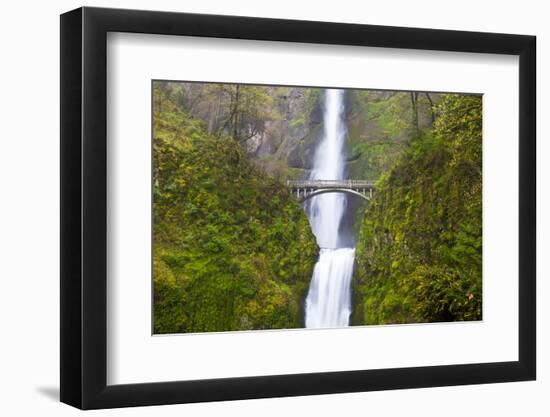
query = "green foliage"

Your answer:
(152, 83), (318, 333)
(346, 90), (440, 180)
(353, 94), (482, 325)
(153, 80), (483, 331)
